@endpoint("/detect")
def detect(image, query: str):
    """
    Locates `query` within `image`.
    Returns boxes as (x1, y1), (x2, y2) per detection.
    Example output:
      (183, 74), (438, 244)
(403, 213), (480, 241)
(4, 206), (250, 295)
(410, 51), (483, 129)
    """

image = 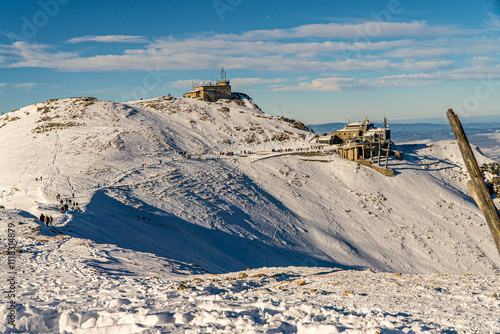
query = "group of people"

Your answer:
(39, 213), (53, 226)
(178, 151), (193, 160)
(56, 193), (80, 213)
(220, 151), (235, 156)
(271, 148), (295, 153)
